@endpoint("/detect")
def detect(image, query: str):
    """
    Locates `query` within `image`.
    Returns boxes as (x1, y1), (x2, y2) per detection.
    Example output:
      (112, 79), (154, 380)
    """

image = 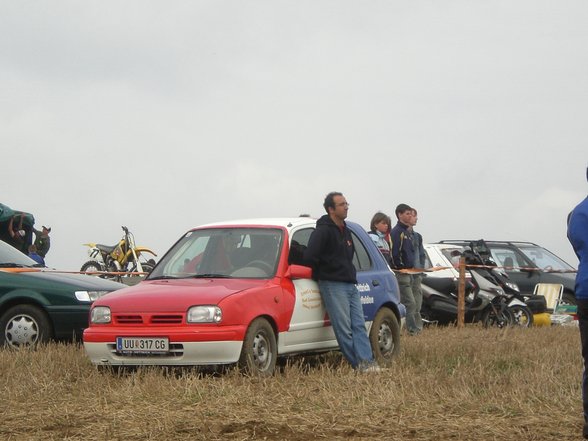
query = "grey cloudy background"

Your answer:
(2, 1), (587, 271)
